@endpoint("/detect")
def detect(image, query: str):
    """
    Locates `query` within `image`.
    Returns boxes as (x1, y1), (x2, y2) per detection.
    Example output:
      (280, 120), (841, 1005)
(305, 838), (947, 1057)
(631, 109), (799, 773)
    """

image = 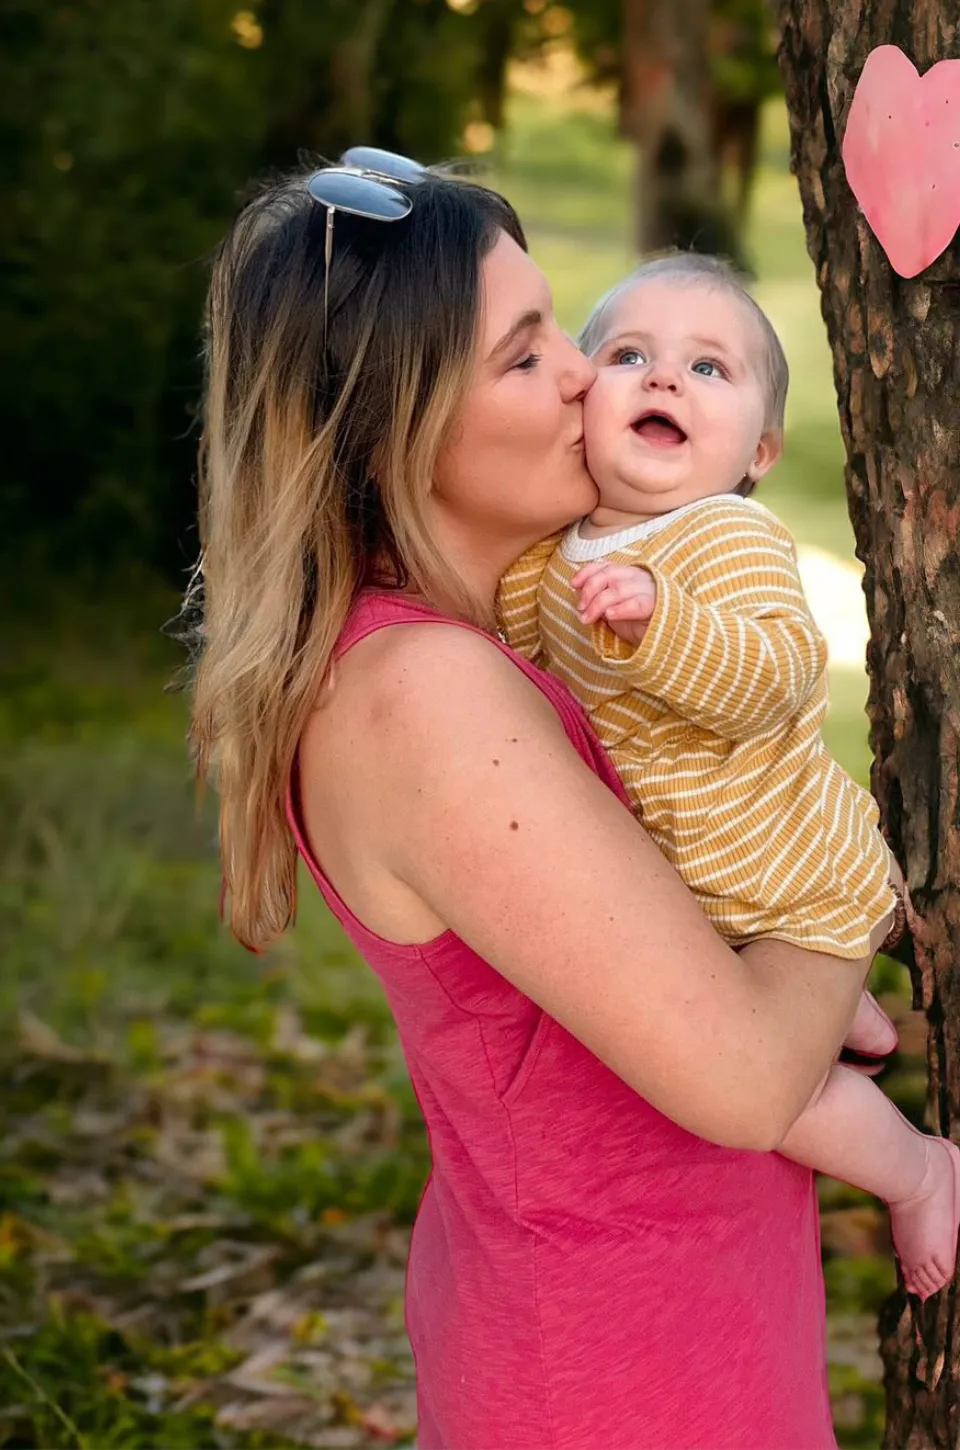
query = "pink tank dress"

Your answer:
(287, 591), (837, 1450)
